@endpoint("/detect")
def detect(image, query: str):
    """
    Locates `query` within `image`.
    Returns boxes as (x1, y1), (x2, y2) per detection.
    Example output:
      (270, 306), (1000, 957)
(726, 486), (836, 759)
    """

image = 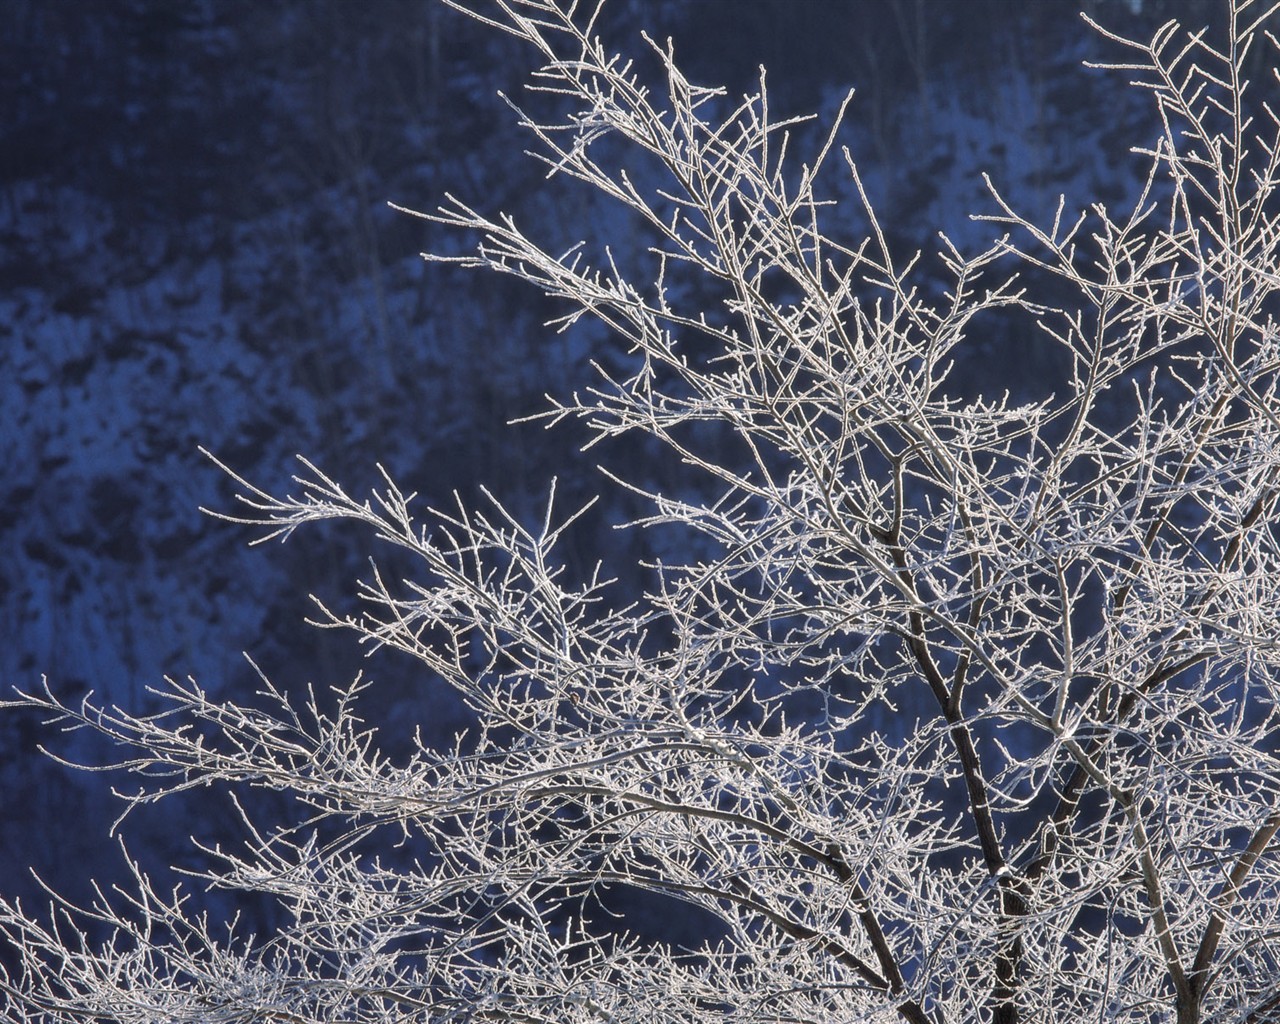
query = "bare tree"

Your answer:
(4, 1), (1280, 1021)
